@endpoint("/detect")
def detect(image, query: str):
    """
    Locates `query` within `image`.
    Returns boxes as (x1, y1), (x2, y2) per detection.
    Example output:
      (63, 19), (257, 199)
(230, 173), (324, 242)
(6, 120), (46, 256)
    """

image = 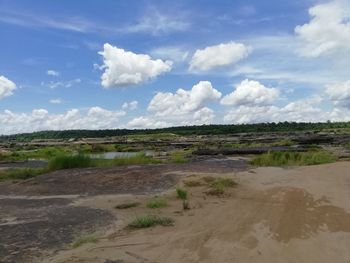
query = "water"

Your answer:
(89, 151), (154, 159)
